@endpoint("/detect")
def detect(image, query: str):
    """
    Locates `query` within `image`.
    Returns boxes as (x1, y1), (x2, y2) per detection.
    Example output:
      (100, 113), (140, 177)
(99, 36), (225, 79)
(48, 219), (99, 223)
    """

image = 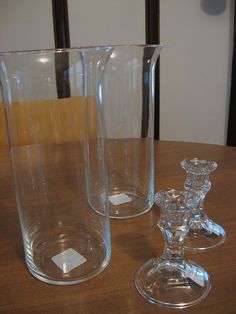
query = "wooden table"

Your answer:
(0, 141), (235, 314)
